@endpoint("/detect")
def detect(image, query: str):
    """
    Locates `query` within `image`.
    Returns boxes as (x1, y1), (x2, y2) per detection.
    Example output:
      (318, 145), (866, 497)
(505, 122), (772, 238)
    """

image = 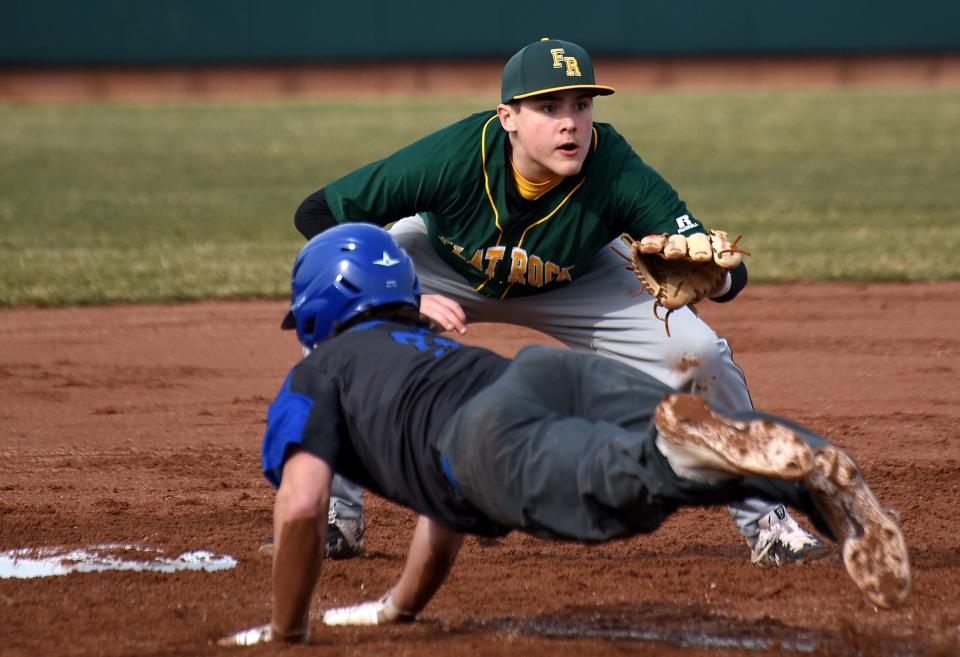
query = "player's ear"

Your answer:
(497, 103), (518, 133)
